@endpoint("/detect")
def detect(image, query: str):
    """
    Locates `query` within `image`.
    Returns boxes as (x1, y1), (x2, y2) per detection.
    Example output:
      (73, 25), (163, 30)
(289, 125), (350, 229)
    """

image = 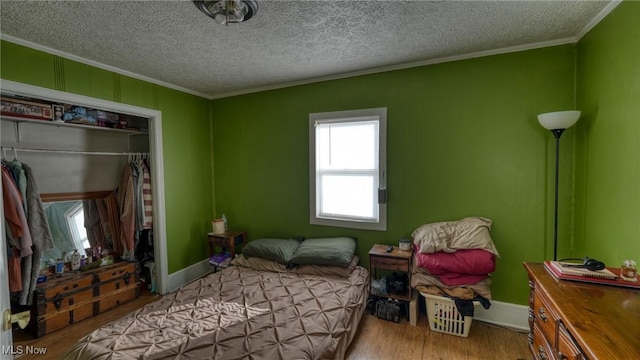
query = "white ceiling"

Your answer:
(0, 0), (616, 99)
